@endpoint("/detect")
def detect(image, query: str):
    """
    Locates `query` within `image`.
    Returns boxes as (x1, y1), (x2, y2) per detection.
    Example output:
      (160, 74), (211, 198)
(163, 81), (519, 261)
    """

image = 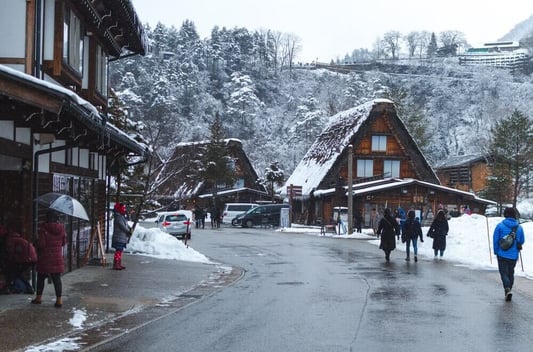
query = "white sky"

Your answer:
(131, 0), (532, 62)
(26, 208), (533, 351)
